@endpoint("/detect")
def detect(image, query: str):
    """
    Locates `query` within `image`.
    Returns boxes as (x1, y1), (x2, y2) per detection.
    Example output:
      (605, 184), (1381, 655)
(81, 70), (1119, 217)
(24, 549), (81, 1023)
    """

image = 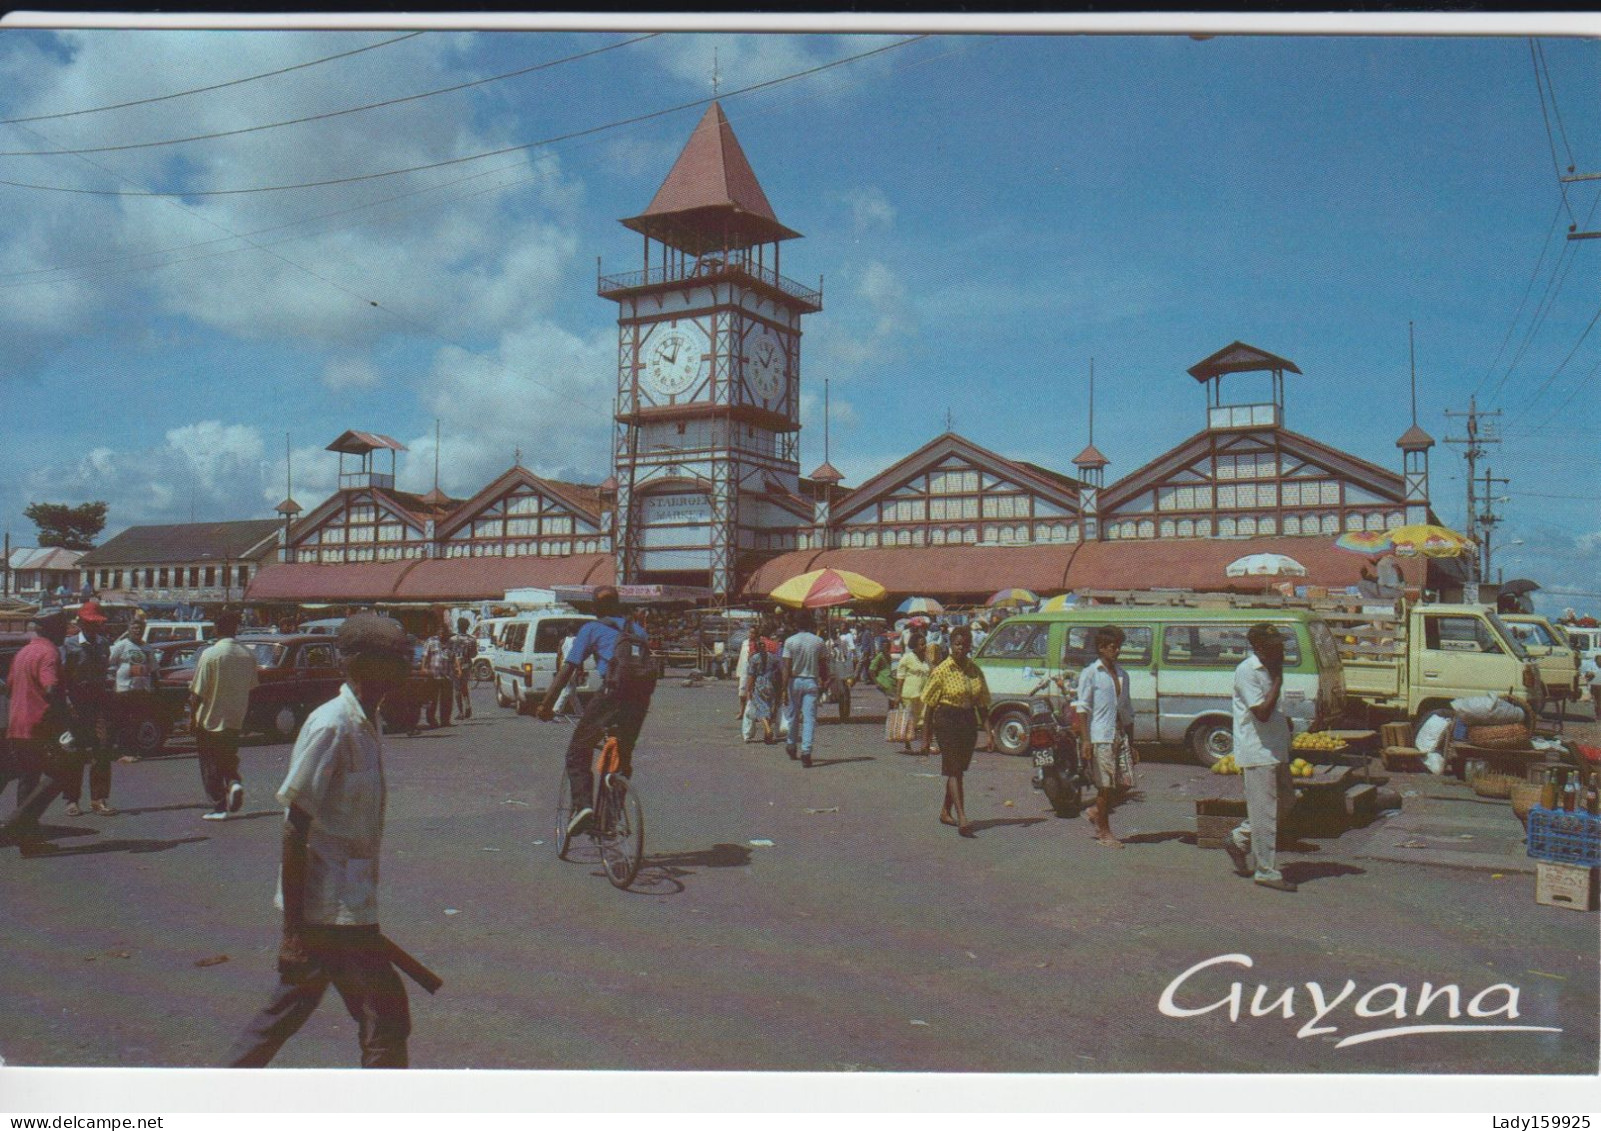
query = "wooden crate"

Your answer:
(1535, 862), (1599, 912)
(1195, 798), (1247, 849)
